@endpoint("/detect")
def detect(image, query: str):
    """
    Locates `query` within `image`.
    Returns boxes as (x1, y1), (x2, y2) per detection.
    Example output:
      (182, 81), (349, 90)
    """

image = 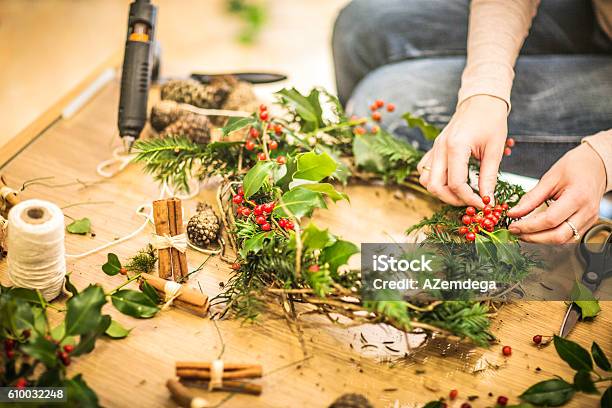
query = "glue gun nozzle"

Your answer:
(122, 136), (136, 153)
